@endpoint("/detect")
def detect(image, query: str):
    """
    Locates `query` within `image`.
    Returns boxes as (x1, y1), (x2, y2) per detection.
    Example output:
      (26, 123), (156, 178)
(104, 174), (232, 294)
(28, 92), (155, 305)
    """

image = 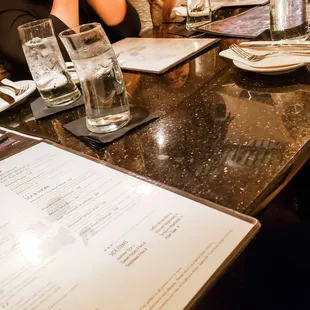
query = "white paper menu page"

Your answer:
(0, 143), (255, 310)
(112, 38), (218, 73)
